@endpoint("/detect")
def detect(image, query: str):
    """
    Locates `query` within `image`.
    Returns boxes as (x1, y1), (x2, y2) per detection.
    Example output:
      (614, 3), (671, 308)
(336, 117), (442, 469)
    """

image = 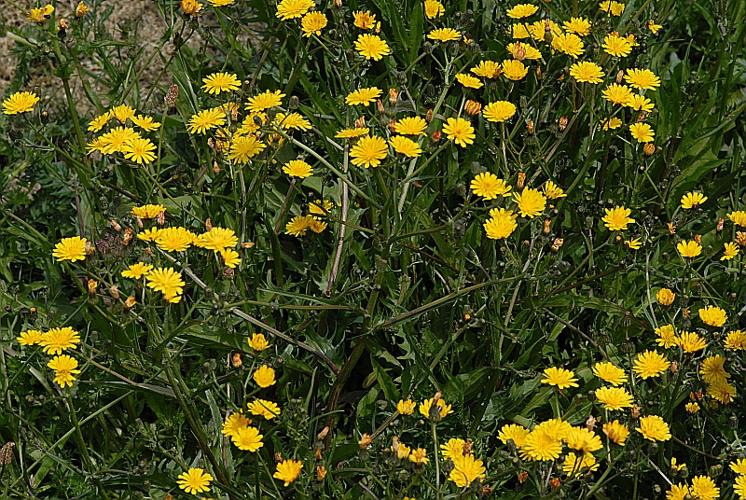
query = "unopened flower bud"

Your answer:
(464, 99), (481, 116)
(358, 433), (372, 449)
(231, 352), (242, 368)
(716, 218), (725, 232)
(109, 286), (120, 300)
(526, 119), (535, 135)
(558, 116), (568, 131)
(75, 2), (90, 17)
(643, 143), (656, 156)
(517, 172), (526, 190)
(543, 218), (552, 234)
(316, 465), (327, 481)
(87, 279), (98, 295)
(388, 88), (398, 105)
